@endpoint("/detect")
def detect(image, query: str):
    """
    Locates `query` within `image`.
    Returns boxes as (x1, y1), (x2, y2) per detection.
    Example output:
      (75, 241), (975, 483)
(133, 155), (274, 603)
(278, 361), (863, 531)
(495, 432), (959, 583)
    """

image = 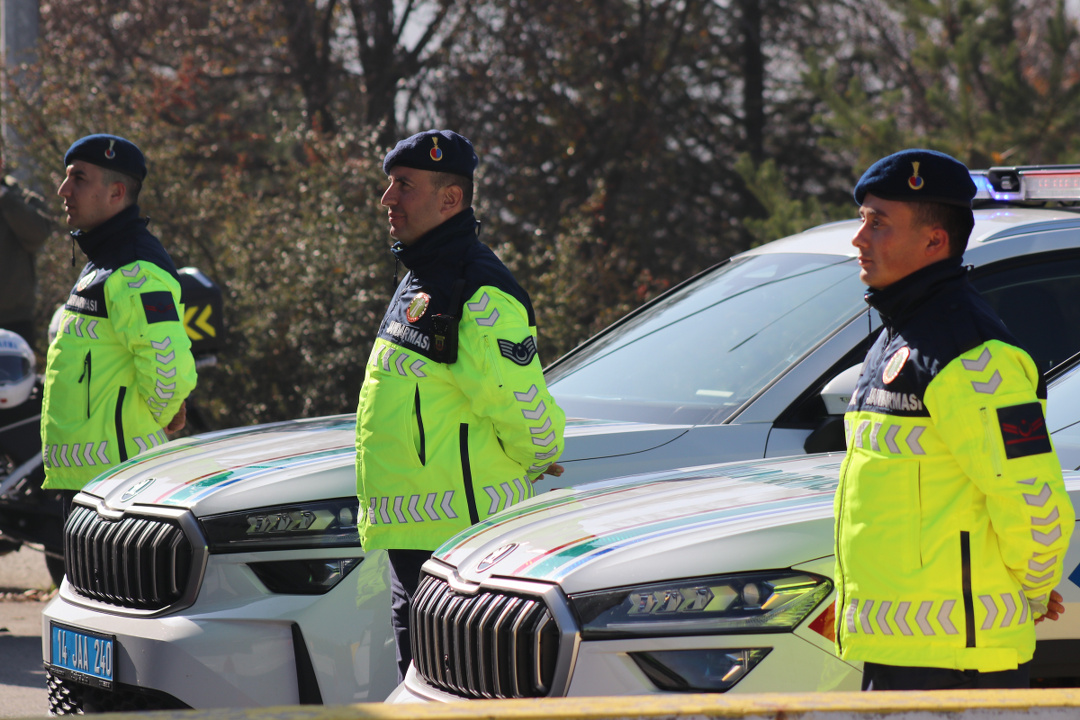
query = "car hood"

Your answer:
(432, 454), (845, 595)
(81, 416), (689, 517)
